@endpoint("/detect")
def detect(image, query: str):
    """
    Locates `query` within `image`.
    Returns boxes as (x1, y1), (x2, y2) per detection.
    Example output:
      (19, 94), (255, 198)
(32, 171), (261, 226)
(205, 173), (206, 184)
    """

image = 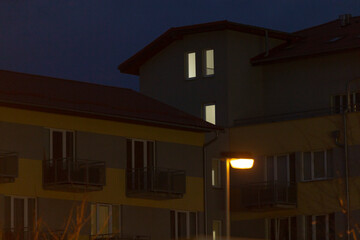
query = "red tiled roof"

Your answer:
(118, 20), (296, 75)
(0, 70), (220, 132)
(251, 16), (360, 65)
